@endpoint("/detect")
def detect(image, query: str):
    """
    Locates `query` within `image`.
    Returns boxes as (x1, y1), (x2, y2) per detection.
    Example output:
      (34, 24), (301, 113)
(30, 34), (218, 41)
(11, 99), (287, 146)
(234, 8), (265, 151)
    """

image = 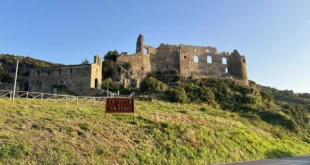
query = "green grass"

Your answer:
(0, 98), (309, 165)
